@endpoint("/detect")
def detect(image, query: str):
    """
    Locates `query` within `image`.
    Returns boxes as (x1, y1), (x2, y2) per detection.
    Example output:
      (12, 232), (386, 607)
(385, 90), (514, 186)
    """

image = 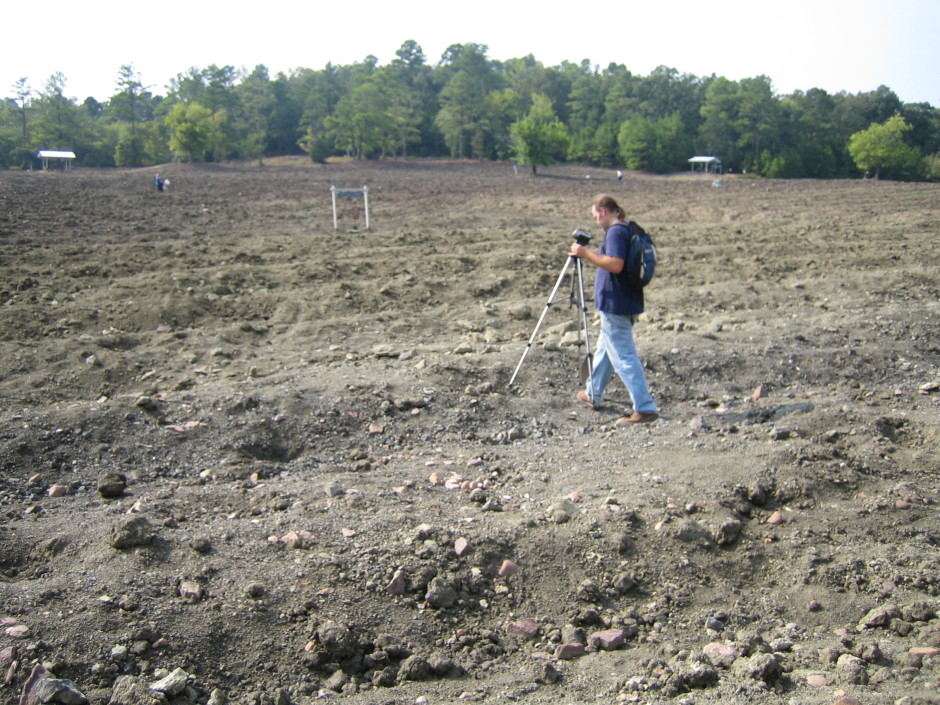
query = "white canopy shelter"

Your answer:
(37, 150), (76, 170)
(688, 156), (722, 174)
